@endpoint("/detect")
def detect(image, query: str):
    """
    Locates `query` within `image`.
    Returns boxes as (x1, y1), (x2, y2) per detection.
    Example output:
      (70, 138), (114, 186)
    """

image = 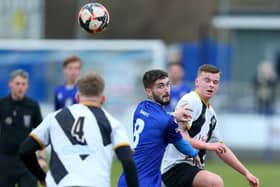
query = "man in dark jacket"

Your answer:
(0, 69), (45, 187)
